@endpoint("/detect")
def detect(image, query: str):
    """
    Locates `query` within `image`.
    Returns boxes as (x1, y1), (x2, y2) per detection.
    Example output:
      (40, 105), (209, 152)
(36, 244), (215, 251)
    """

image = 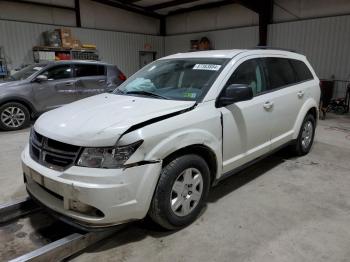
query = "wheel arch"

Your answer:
(292, 98), (318, 139)
(162, 144), (218, 186)
(0, 97), (37, 118)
